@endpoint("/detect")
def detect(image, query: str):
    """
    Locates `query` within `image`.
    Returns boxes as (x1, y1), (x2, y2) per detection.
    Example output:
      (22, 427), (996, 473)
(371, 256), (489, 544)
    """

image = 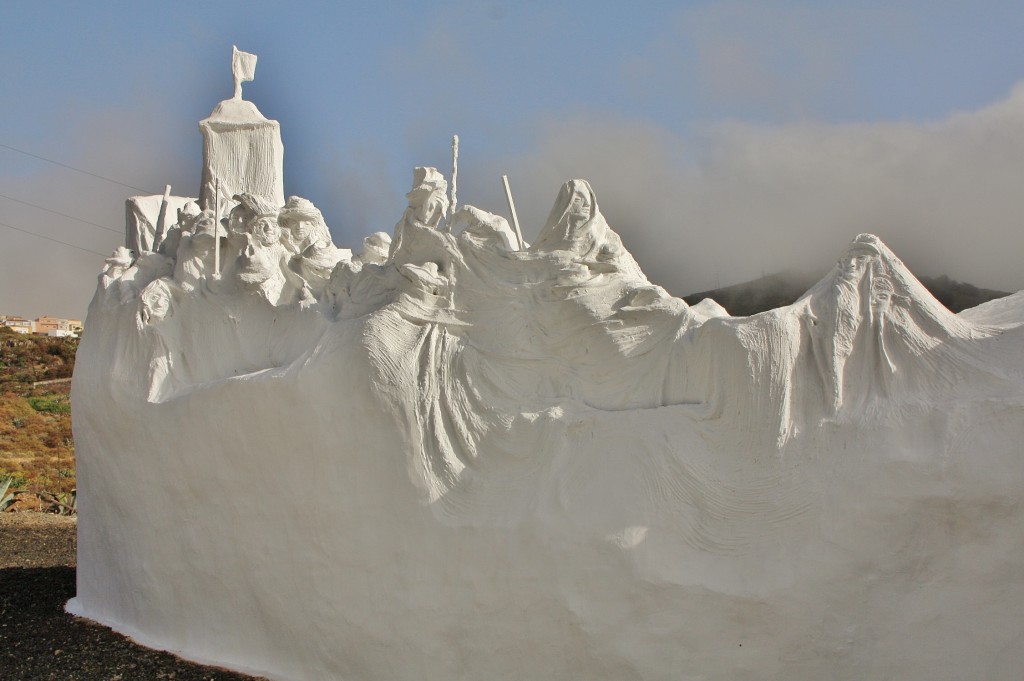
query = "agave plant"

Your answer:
(57, 489), (77, 516)
(0, 476), (17, 511)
